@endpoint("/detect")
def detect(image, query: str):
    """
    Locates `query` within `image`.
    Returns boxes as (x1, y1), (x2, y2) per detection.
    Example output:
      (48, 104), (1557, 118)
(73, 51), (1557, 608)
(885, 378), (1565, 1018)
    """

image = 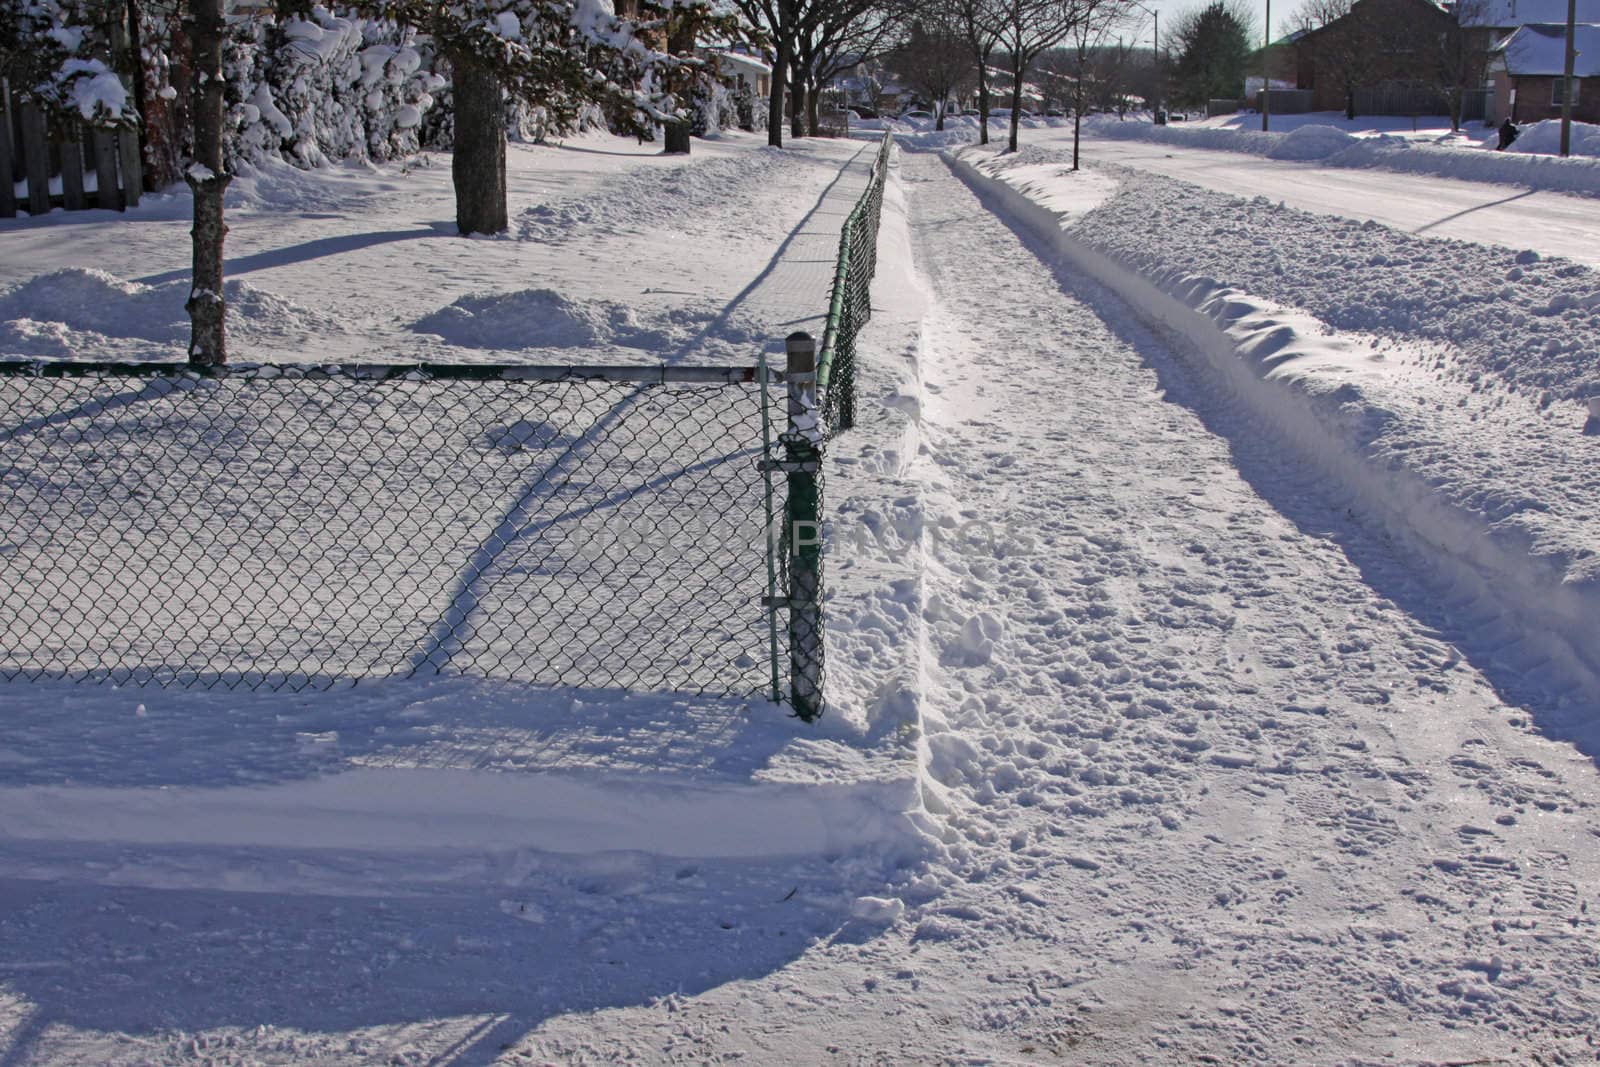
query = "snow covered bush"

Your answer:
(0, 0), (141, 128)
(223, 7), (445, 170)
